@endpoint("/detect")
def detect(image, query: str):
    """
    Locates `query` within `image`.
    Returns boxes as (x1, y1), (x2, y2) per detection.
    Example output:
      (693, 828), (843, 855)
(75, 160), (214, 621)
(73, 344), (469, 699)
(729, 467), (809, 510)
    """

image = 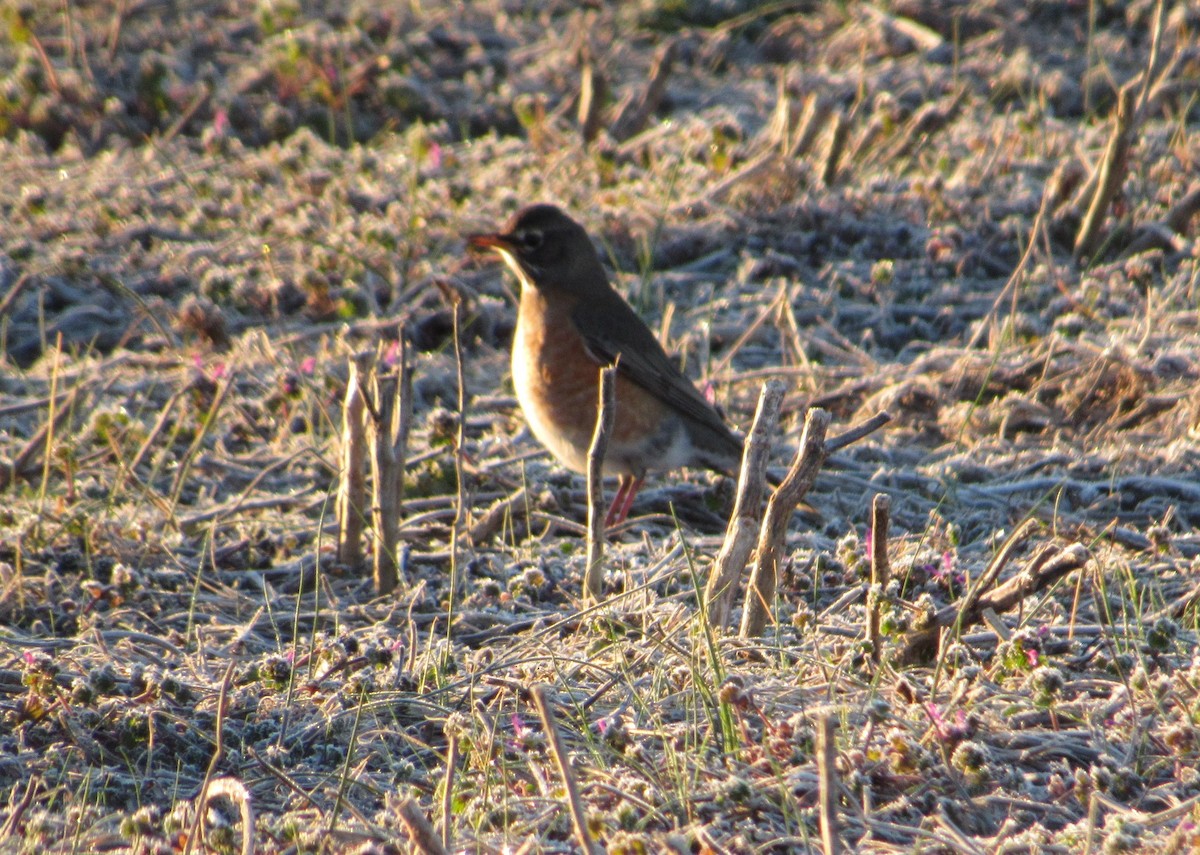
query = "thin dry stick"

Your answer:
(336, 351), (371, 568)
(816, 710), (842, 855)
(0, 270), (32, 318)
(468, 485), (528, 545)
(958, 517), (1041, 619)
(450, 296), (467, 599)
(530, 685), (601, 855)
(861, 4), (943, 50)
(0, 386), (79, 492)
(825, 410), (891, 453)
(611, 39), (675, 141)
(36, 341), (64, 510)
(878, 87), (966, 165)
(767, 69), (793, 153)
(934, 805), (987, 855)
(441, 731), (459, 852)
(393, 336), (417, 564)
(369, 337), (413, 594)
(967, 189), (1053, 350)
(121, 386), (185, 488)
(577, 39), (605, 145)
(169, 370), (237, 514)
(766, 71), (829, 158)
(705, 380), (785, 631)
(397, 799), (449, 855)
(1151, 576), (1200, 623)
(161, 83), (211, 144)
(822, 110), (849, 186)
(789, 91), (832, 159)
(741, 407), (830, 637)
(1126, 181), (1200, 255)
(710, 289), (787, 379)
(1162, 182), (1200, 235)
(1134, 0), (1168, 113)
(510, 839), (538, 855)
(0, 776), (38, 838)
(867, 494), (891, 665)
(894, 542), (1090, 665)
(687, 150), (773, 208)
(584, 363), (618, 602)
(183, 660), (236, 855)
(1074, 83), (1136, 263)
